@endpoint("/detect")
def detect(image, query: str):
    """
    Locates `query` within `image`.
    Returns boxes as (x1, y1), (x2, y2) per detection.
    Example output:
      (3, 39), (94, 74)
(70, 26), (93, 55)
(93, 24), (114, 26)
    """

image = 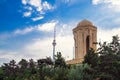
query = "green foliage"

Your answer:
(82, 35), (120, 80)
(54, 52), (66, 68)
(95, 35), (120, 80)
(52, 67), (68, 80)
(52, 52), (68, 80)
(83, 48), (98, 68)
(37, 63), (53, 80)
(67, 63), (95, 80)
(0, 67), (4, 80)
